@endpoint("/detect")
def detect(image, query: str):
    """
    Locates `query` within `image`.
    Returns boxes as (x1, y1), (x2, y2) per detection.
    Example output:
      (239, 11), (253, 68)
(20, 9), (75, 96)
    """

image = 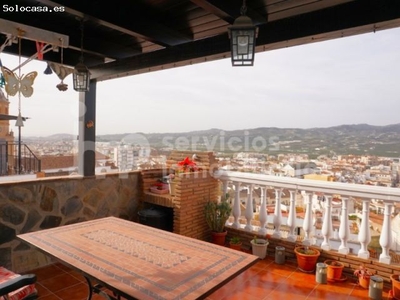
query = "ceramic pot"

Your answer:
(211, 231), (227, 246)
(358, 275), (371, 289)
(325, 260), (344, 281)
(294, 246), (320, 273)
(390, 274), (400, 298)
(251, 239), (269, 259)
(229, 242), (242, 251)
